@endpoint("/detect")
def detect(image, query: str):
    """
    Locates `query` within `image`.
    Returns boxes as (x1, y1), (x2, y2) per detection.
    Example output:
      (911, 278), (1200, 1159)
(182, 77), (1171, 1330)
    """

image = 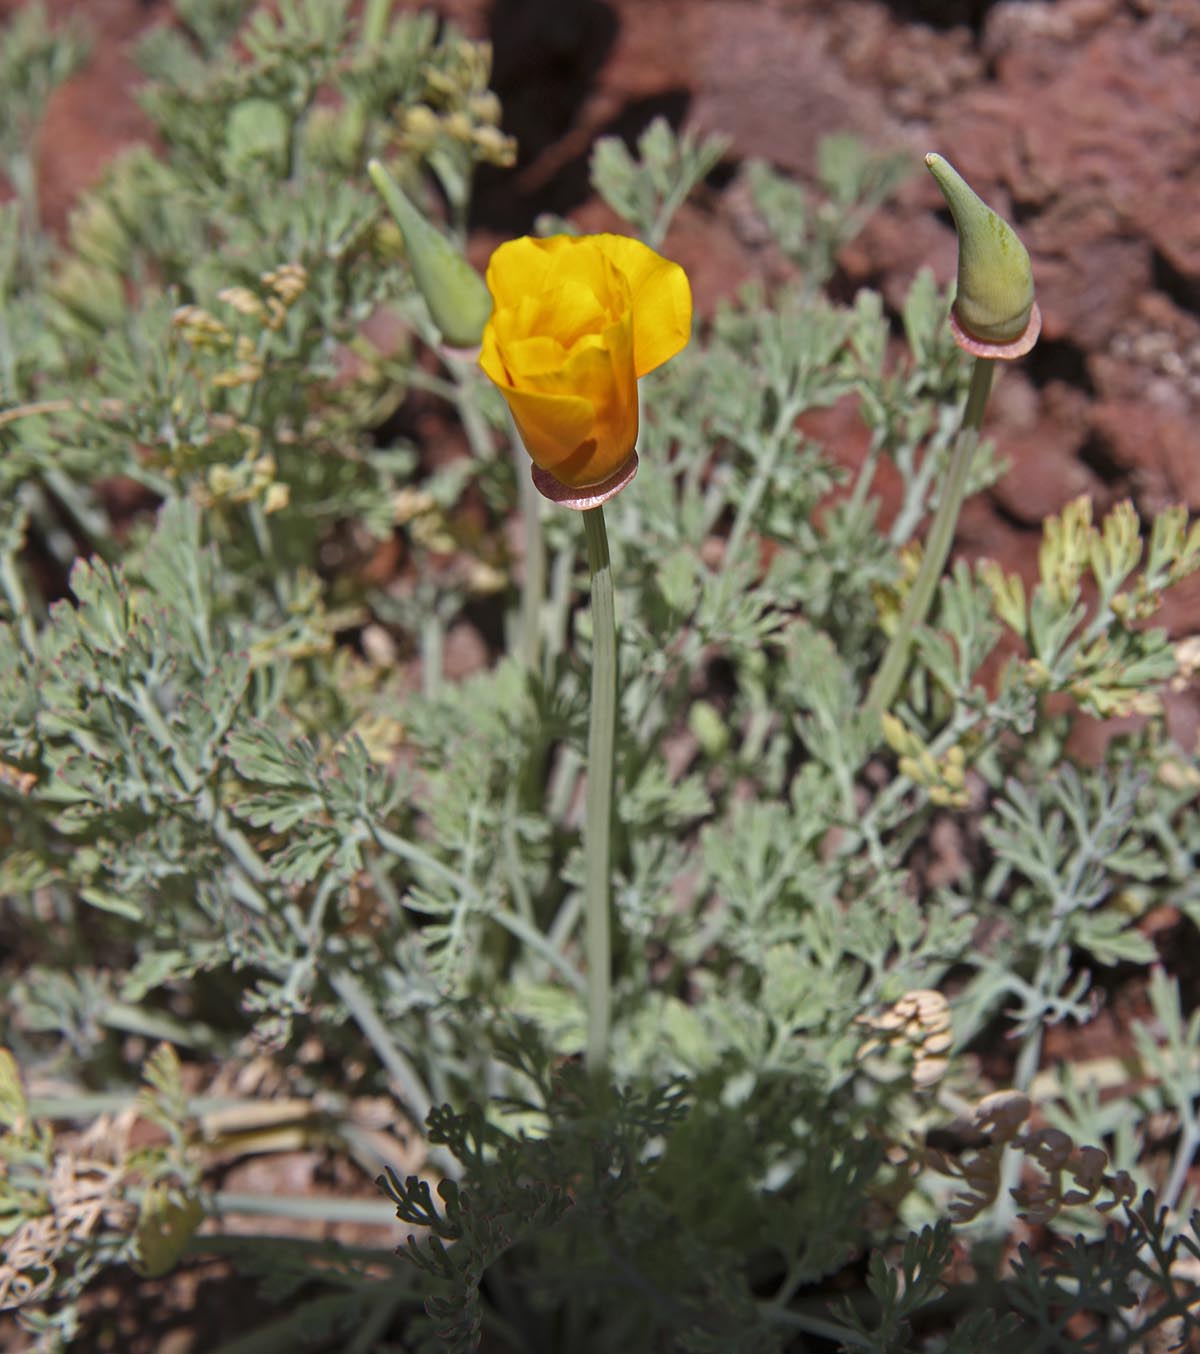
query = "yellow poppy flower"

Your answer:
(479, 234), (692, 489)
